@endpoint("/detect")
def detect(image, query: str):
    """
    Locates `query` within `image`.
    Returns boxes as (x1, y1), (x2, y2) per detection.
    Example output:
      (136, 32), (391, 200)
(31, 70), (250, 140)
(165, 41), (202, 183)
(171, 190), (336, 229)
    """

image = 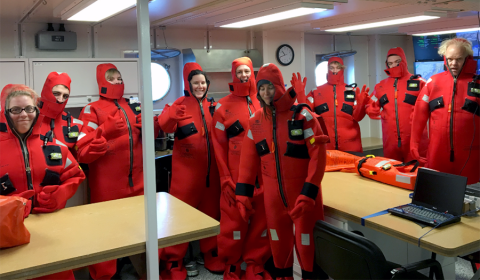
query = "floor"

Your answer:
(73, 257), (476, 280)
